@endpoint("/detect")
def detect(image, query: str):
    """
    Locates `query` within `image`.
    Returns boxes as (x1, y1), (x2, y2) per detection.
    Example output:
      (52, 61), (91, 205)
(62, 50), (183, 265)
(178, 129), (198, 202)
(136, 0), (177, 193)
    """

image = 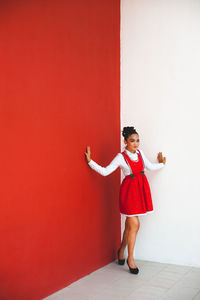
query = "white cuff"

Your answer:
(88, 159), (94, 166)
